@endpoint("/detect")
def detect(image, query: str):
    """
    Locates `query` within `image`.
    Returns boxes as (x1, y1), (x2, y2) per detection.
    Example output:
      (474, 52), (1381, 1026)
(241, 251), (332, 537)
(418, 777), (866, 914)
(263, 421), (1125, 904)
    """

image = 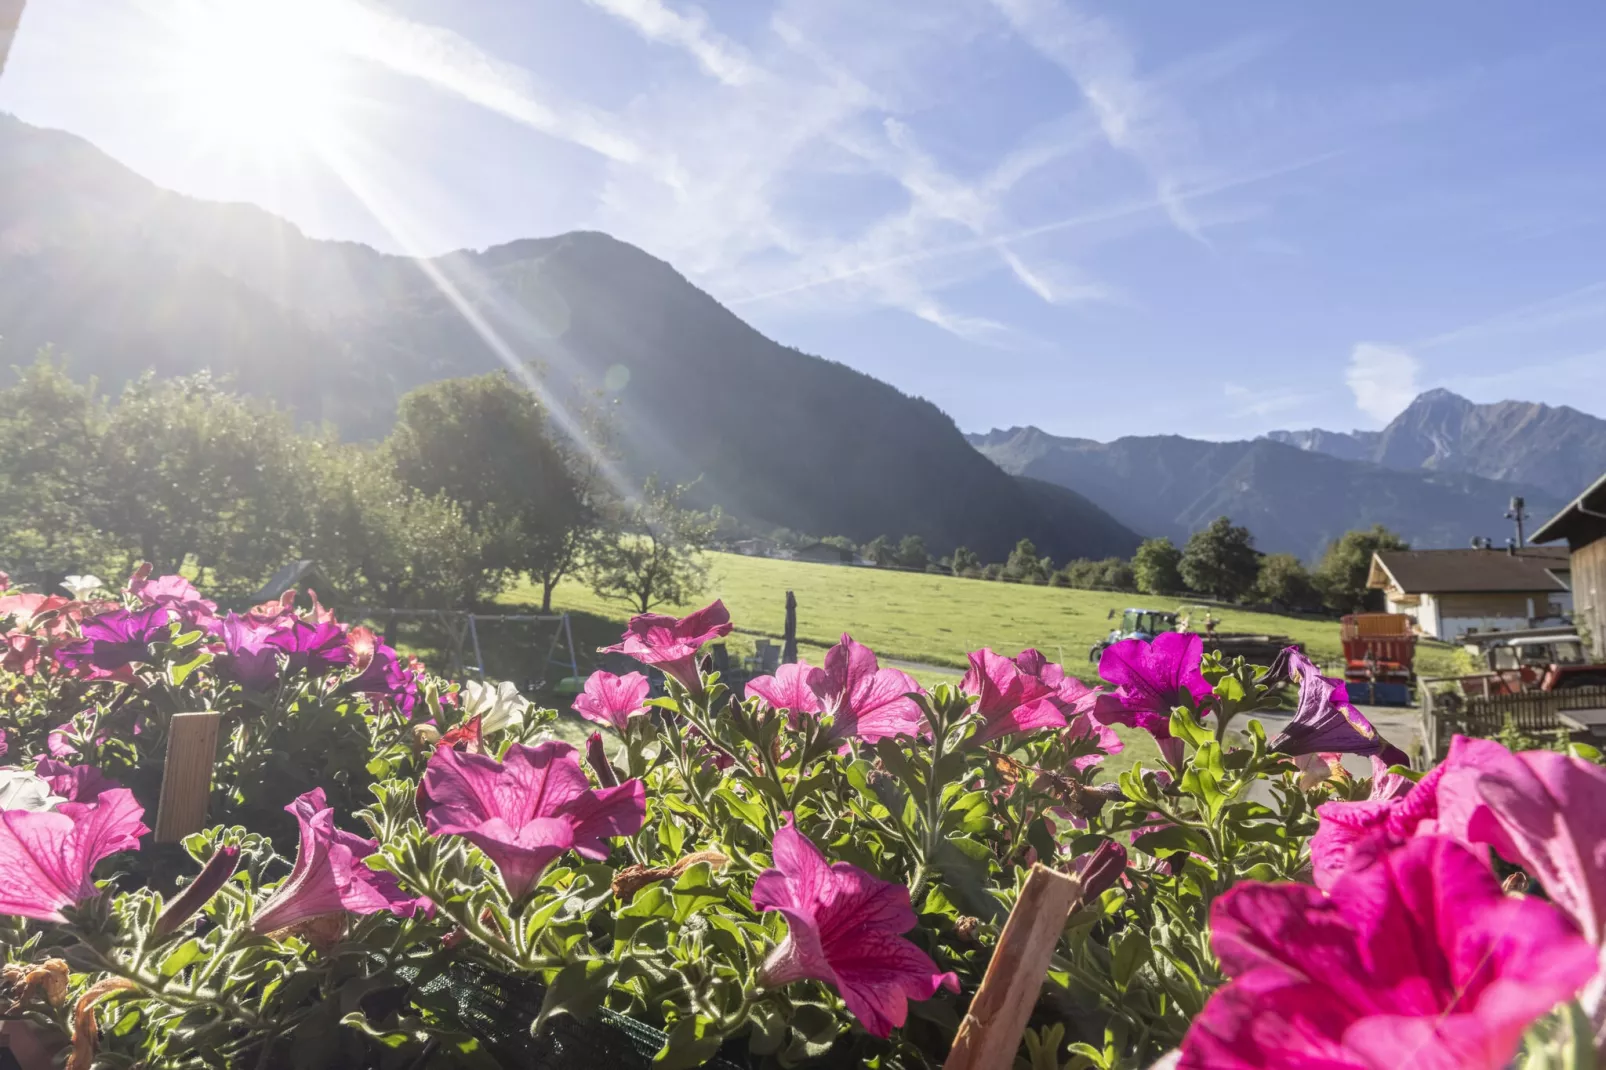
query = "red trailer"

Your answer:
(1340, 614), (1417, 694)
